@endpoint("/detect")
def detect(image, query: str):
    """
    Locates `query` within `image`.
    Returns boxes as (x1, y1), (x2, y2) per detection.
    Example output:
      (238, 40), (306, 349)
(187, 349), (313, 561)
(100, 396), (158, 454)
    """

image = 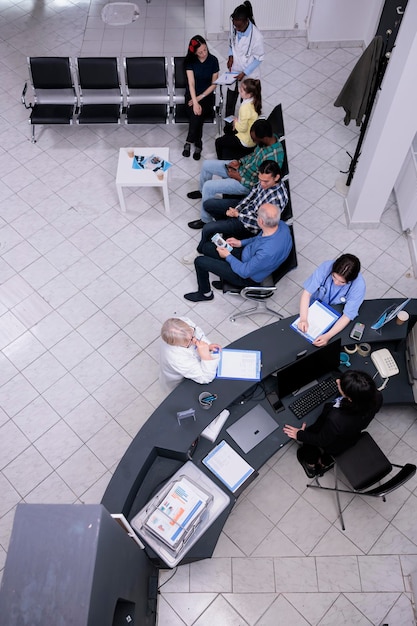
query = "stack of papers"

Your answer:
(216, 349), (261, 381)
(291, 301), (340, 343)
(203, 440), (255, 492)
(214, 72), (239, 85)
